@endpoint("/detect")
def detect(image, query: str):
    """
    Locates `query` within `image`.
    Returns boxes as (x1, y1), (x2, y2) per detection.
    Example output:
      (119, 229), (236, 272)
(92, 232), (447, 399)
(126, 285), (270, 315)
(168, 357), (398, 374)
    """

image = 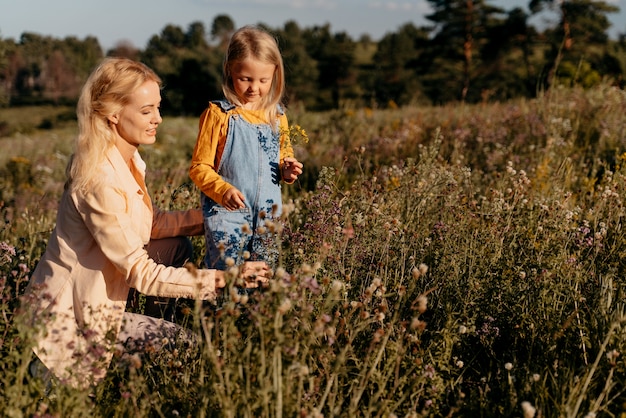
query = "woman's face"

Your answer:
(110, 80), (162, 148)
(230, 57), (276, 110)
